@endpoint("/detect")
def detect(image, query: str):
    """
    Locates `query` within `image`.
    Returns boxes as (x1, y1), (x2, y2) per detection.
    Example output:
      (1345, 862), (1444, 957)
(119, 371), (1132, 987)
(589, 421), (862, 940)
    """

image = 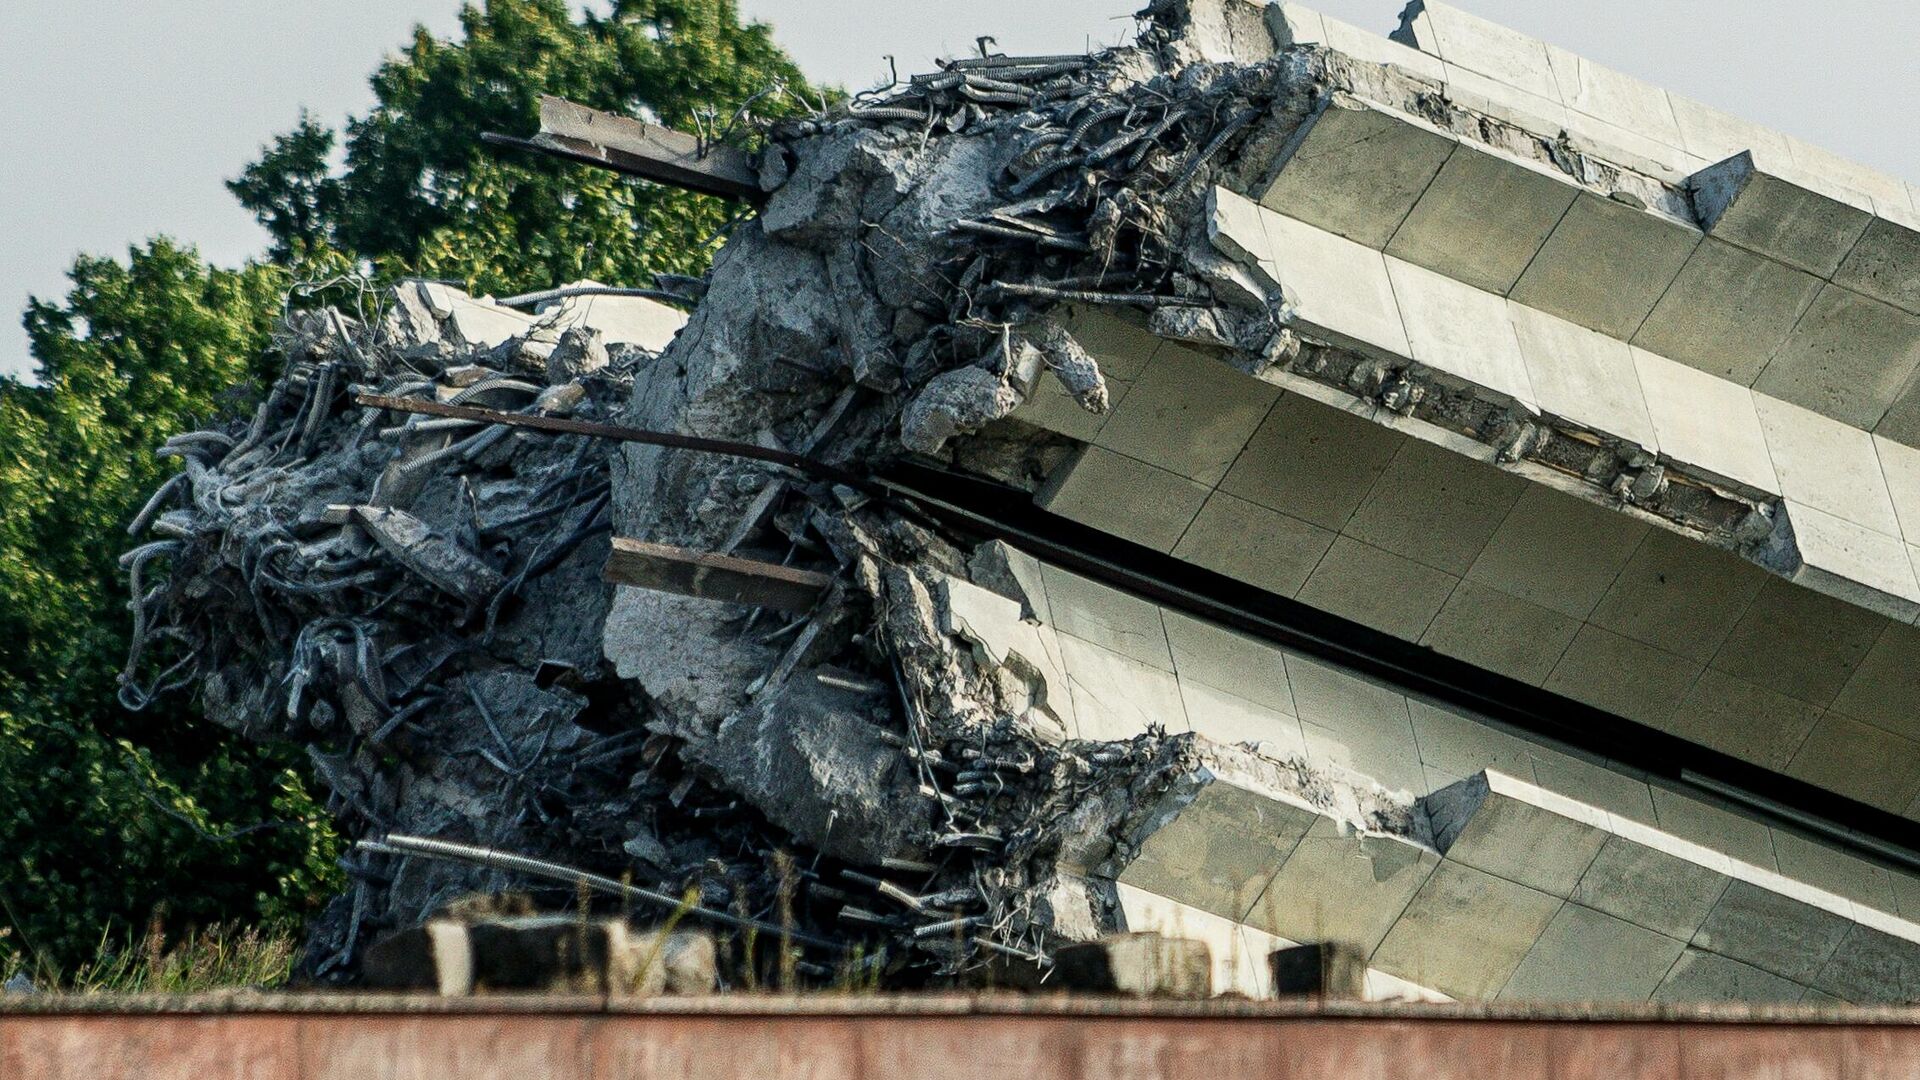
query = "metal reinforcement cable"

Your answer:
(359, 834), (842, 951)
